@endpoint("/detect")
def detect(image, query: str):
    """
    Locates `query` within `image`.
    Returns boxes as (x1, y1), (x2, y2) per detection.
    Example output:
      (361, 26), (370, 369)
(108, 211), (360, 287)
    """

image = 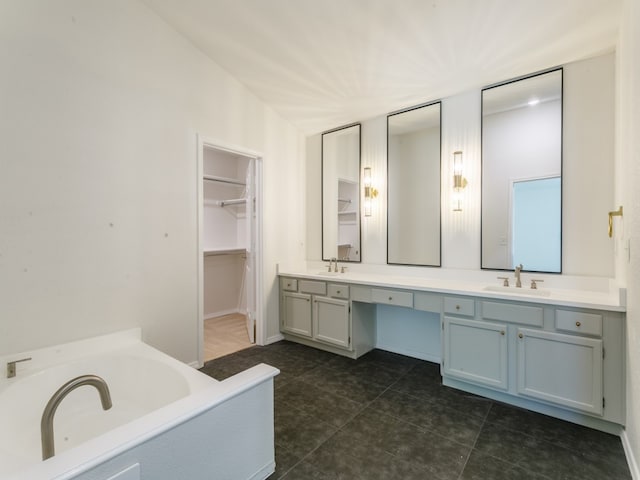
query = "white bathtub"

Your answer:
(0, 329), (279, 480)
